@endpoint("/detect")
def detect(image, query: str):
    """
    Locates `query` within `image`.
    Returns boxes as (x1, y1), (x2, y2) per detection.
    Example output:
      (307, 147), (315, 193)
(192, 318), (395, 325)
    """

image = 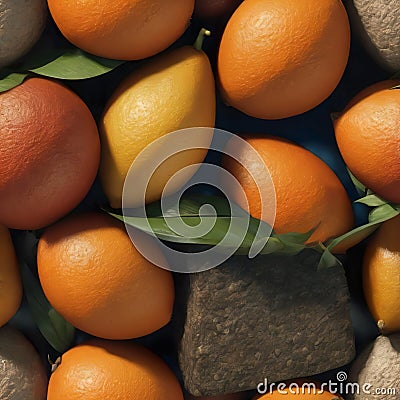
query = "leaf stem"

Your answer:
(193, 28), (211, 51)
